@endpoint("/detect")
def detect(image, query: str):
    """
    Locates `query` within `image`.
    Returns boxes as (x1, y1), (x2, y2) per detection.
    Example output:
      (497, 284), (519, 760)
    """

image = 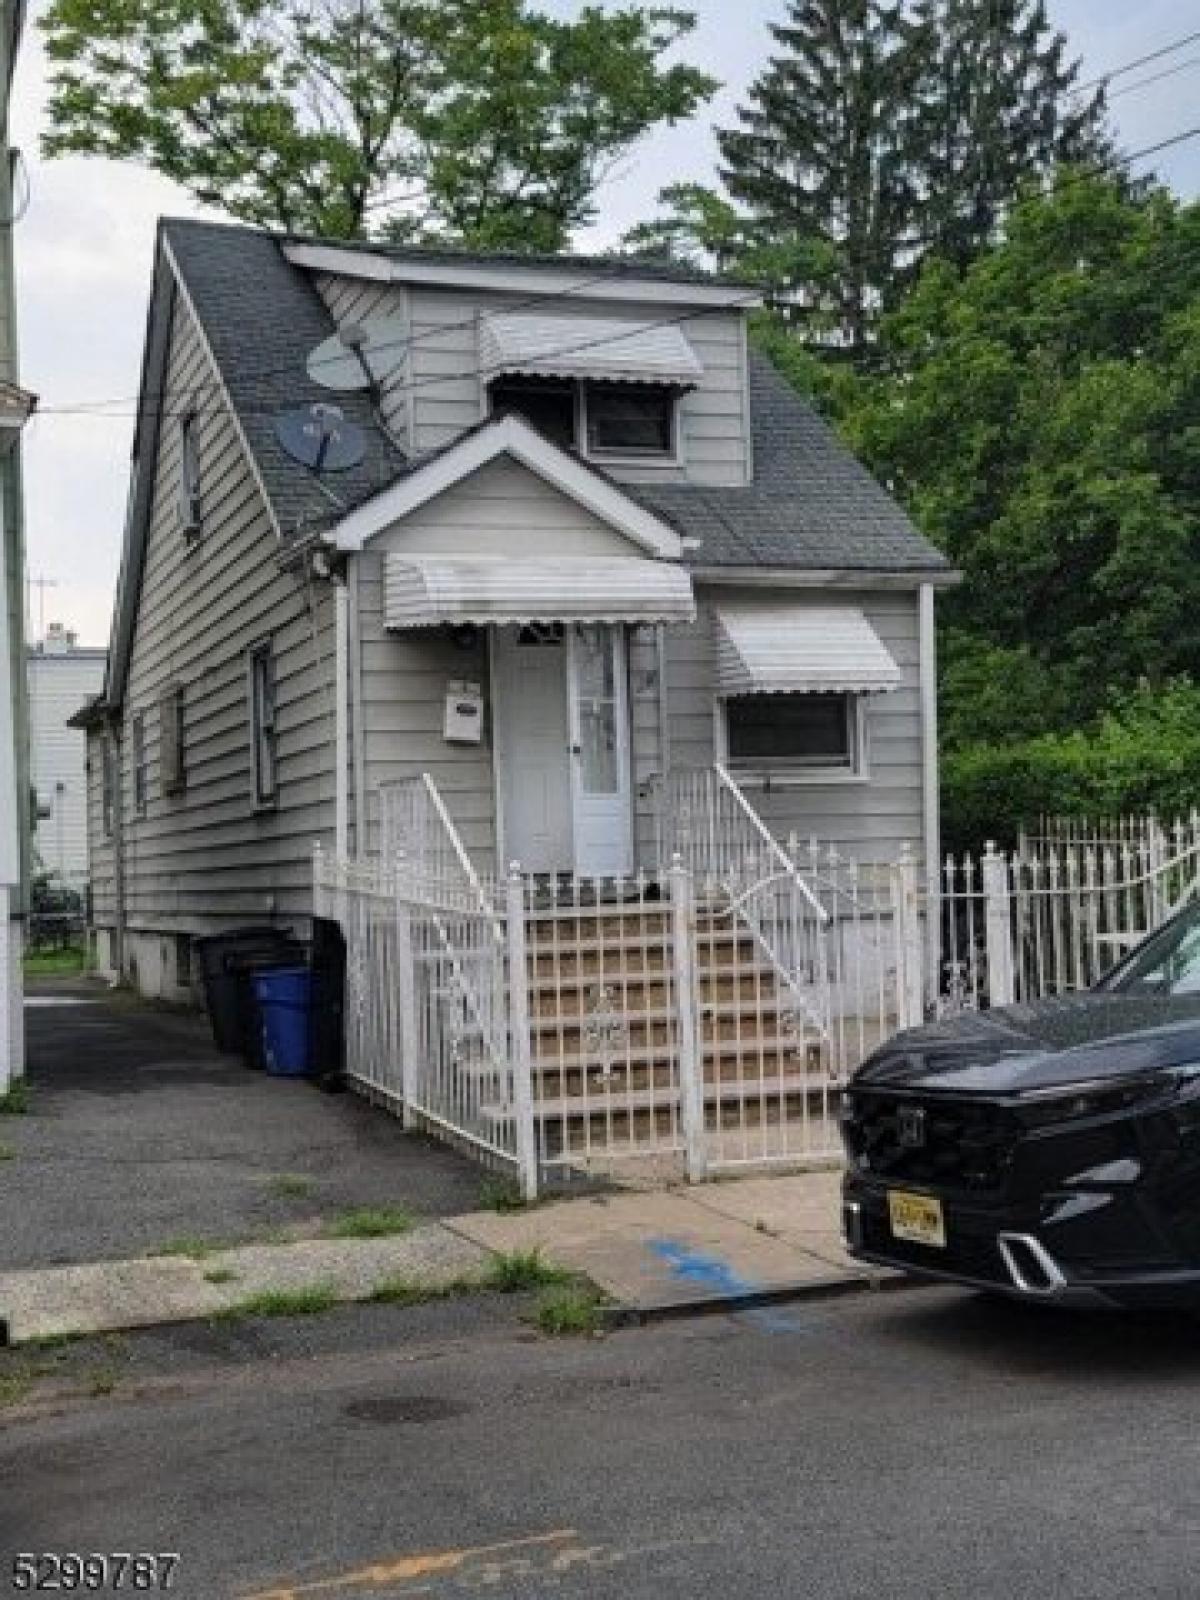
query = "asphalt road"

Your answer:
(4, 1284), (1200, 1599)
